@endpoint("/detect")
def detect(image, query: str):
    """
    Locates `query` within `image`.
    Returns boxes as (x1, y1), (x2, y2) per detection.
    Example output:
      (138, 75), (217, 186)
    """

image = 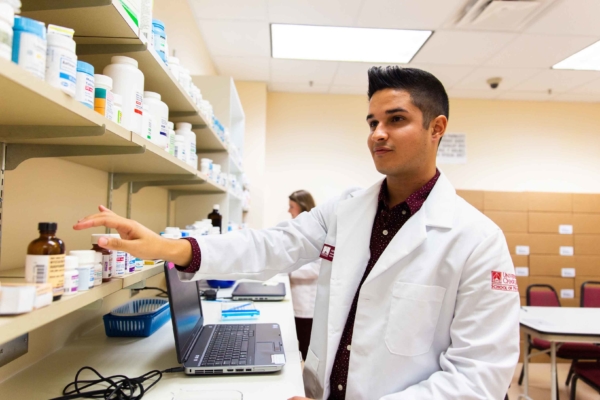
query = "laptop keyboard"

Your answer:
(201, 325), (254, 367)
